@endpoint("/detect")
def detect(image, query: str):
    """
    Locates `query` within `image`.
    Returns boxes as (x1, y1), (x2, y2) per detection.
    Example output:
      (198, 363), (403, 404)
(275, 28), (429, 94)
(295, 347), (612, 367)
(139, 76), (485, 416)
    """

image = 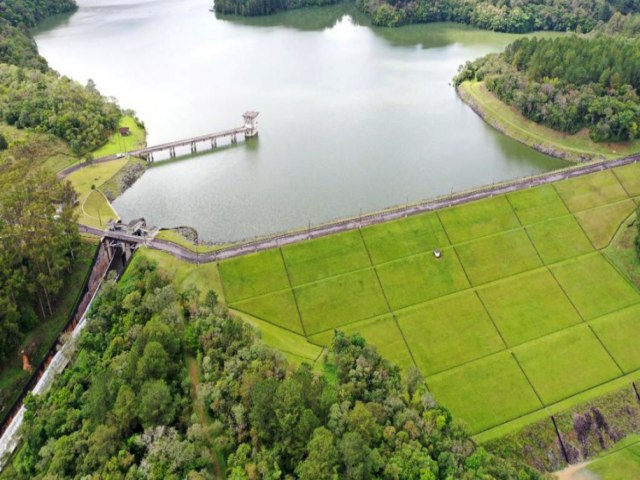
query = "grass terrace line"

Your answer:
(212, 161), (640, 440)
